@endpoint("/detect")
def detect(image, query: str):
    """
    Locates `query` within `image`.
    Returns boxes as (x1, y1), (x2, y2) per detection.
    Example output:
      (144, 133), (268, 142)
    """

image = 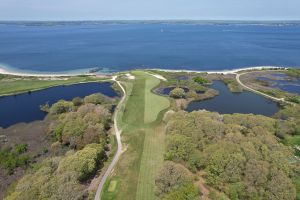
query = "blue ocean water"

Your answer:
(0, 21), (300, 73)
